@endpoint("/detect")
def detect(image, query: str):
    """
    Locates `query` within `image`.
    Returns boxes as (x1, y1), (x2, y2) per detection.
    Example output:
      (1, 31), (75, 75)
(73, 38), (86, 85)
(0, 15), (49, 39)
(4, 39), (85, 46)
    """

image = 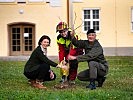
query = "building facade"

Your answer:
(0, 0), (133, 56)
